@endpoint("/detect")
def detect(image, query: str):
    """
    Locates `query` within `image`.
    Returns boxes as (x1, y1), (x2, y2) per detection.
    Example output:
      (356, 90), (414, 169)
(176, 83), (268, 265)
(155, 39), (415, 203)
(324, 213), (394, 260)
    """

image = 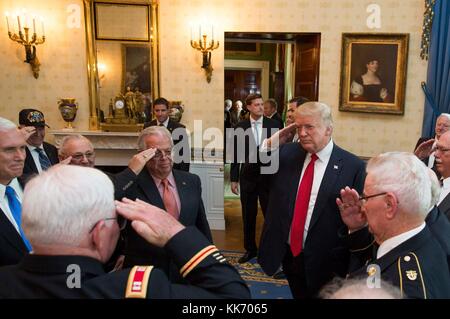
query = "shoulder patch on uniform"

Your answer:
(180, 245), (218, 278)
(125, 265), (153, 299)
(397, 252), (427, 299)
